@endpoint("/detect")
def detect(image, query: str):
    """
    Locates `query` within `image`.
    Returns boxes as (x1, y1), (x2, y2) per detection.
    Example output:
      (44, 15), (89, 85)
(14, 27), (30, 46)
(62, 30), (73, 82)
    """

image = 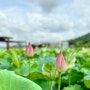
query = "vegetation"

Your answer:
(69, 33), (90, 47)
(0, 47), (90, 90)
